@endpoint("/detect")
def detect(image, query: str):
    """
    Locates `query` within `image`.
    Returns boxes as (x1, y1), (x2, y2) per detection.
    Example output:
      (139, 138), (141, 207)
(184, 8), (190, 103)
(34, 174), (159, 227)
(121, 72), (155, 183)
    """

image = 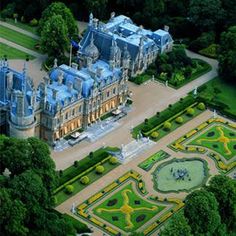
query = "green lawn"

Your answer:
(93, 183), (165, 232)
(55, 161), (120, 205)
(0, 25), (39, 51)
(1, 18), (38, 35)
(0, 42), (35, 60)
(189, 125), (236, 160)
(138, 150), (170, 171)
(198, 77), (236, 119)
